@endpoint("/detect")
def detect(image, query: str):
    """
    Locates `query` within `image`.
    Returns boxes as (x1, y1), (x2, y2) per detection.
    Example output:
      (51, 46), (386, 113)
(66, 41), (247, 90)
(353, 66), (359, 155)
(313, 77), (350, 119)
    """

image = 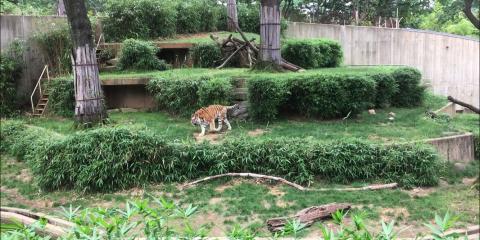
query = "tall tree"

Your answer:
(227, 0), (239, 31)
(64, 0), (107, 123)
(259, 0), (282, 64)
(57, 0), (66, 16)
(463, 0), (480, 29)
